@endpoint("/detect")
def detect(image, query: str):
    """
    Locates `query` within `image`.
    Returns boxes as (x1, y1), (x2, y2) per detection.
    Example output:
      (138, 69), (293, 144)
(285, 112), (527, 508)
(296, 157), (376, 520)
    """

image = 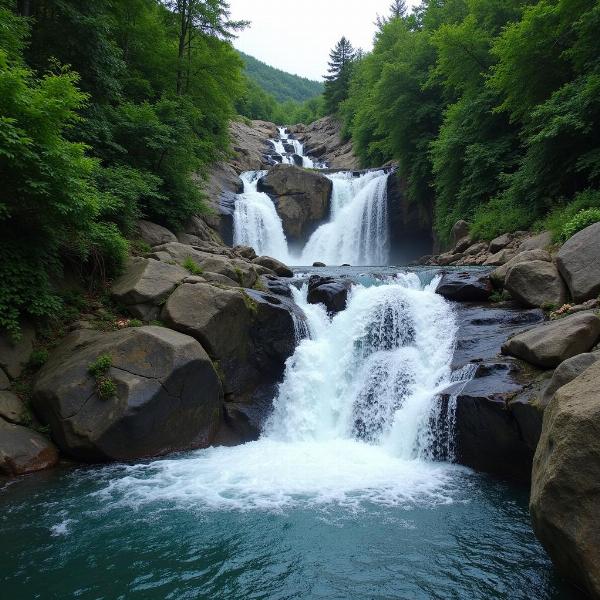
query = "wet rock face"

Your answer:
(258, 164), (333, 244)
(32, 327), (223, 462)
(531, 360), (600, 599)
(307, 276), (352, 315)
(502, 312), (600, 369)
(557, 222), (600, 303)
(435, 271), (493, 302)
